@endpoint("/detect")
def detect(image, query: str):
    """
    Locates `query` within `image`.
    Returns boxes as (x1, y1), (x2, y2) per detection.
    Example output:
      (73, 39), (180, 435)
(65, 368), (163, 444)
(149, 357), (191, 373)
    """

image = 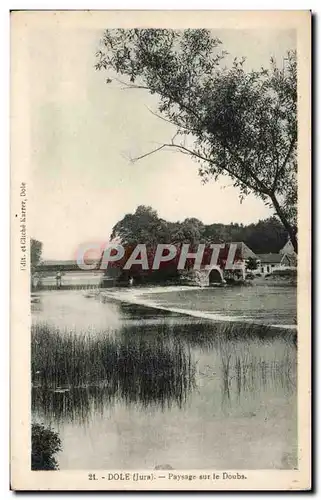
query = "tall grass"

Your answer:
(32, 319), (296, 424)
(162, 320), (297, 350)
(159, 320), (297, 398)
(218, 339), (296, 397)
(32, 323), (195, 414)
